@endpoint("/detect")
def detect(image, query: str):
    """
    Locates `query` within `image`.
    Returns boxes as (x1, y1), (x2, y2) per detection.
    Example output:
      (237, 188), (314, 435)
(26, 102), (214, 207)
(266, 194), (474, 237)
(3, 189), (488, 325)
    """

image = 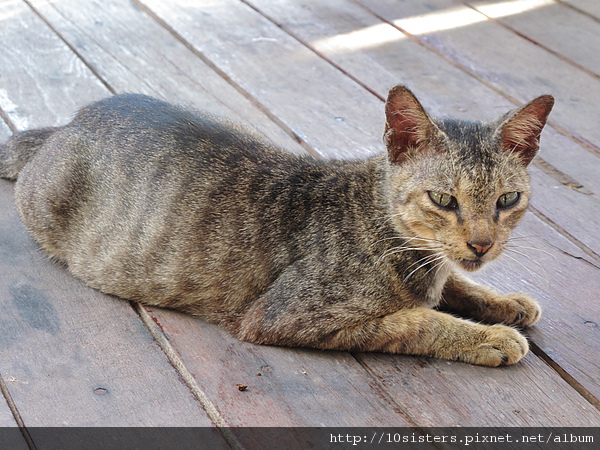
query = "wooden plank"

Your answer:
(136, 0), (385, 160)
(27, 0), (306, 155)
(357, 350), (600, 426)
(471, 0), (600, 77)
(560, 0), (600, 17)
(0, 0), (107, 129)
(144, 307), (413, 428)
(0, 0), (225, 431)
(0, 387), (18, 427)
(357, 0), (600, 153)
(473, 211), (600, 405)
